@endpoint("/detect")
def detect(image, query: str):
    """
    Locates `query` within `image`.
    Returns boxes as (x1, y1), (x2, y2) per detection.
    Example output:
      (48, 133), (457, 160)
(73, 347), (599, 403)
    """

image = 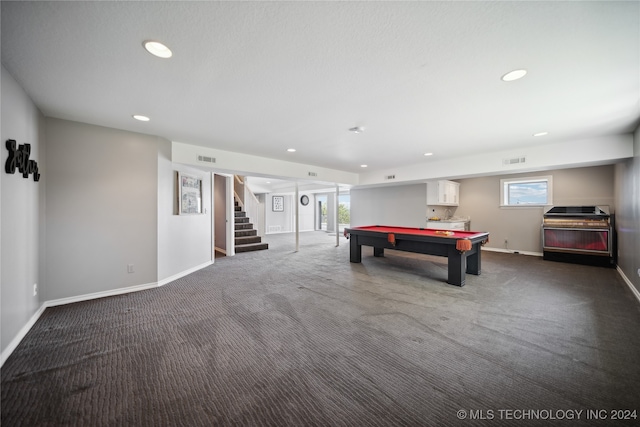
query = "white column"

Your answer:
(226, 174), (235, 256)
(335, 184), (340, 247)
(295, 182), (299, 252)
